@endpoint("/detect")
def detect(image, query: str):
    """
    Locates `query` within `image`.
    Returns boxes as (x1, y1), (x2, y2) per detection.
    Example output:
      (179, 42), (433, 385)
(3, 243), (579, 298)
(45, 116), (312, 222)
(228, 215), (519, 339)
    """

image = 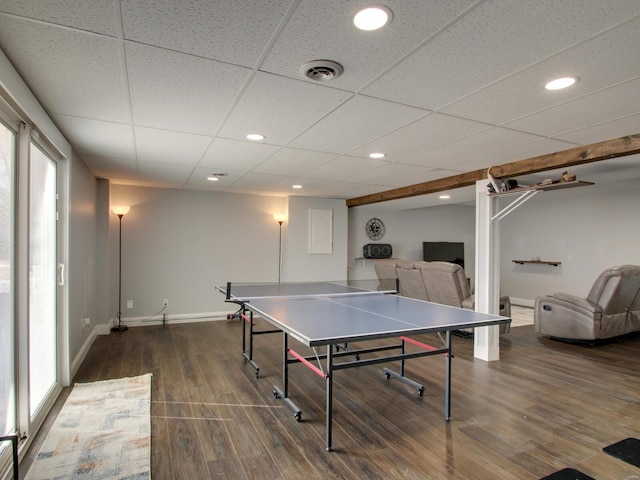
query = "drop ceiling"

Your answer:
(0, 0), (638, 210)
